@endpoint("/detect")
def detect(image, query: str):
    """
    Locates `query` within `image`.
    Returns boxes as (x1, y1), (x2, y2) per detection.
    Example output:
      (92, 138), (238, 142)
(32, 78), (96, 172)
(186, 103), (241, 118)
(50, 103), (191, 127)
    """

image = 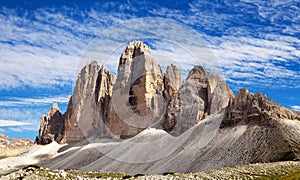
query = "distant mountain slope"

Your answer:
(0, 132), (33, 160)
